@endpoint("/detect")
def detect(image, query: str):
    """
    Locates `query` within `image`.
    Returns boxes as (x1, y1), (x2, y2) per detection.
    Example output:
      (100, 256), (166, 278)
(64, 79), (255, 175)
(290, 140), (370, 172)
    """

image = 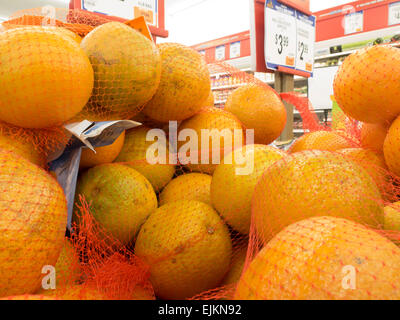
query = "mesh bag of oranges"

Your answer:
(232, 44), (400, 300)
(3, 6), (400, 301)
